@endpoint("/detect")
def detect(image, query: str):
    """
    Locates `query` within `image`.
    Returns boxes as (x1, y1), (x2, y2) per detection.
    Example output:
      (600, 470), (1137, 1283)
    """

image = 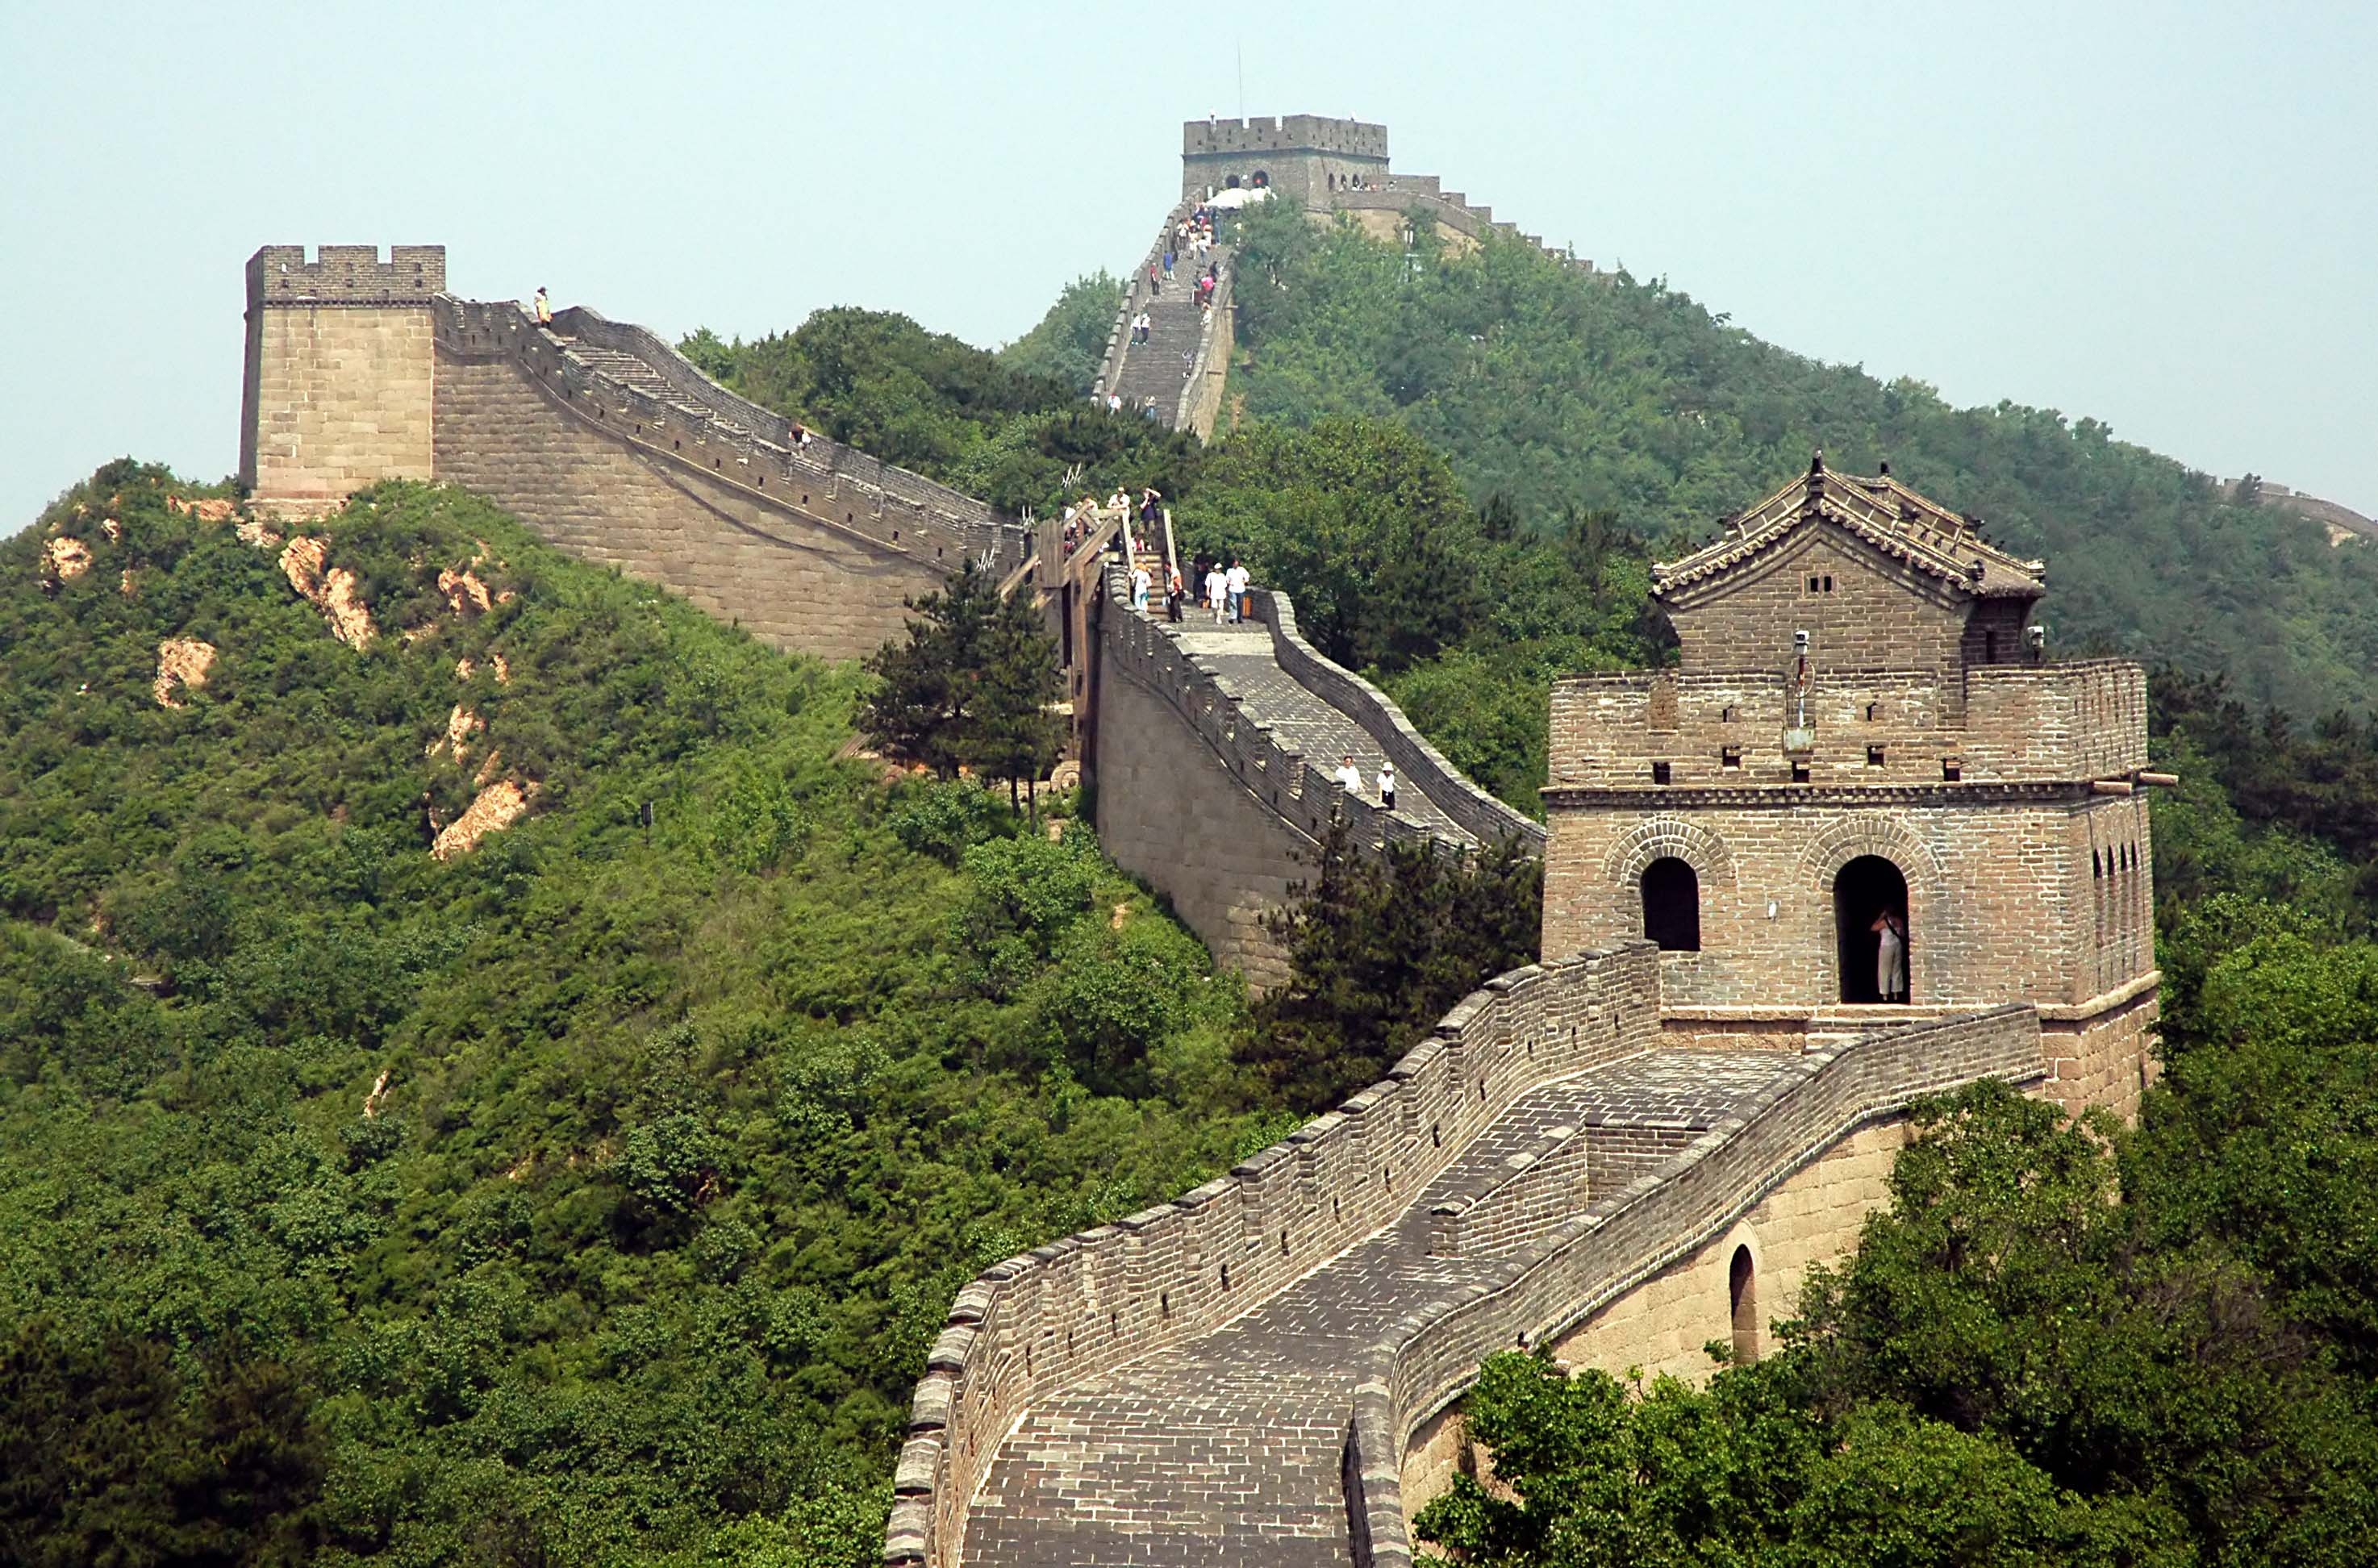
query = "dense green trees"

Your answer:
(859, 560), (1064, 803)
(0, 467), (1285, 1566)
(1420, 1077), (2378, 1566)
(680, 307), (1201, 519)
(1247, 824), (1542, 1111)
(996, 271), (1125, 395)
(1223, 198), (2378, 722)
